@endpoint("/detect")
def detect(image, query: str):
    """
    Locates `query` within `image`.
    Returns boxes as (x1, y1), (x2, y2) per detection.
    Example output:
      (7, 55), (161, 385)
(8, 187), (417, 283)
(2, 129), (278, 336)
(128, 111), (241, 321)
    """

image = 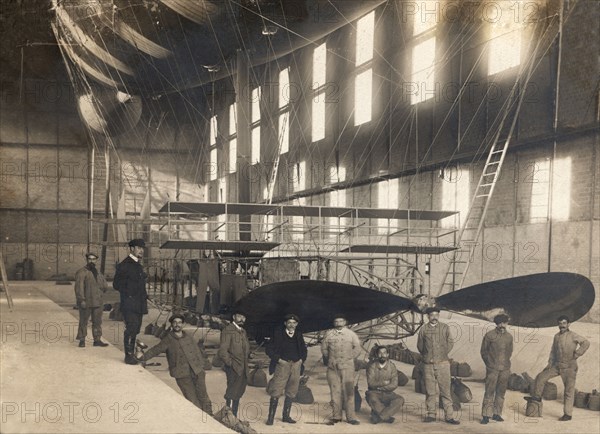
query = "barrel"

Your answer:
(22, 258), (34, 280)
(588, 391), (600, 411)
(574, 391), (589, 408)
